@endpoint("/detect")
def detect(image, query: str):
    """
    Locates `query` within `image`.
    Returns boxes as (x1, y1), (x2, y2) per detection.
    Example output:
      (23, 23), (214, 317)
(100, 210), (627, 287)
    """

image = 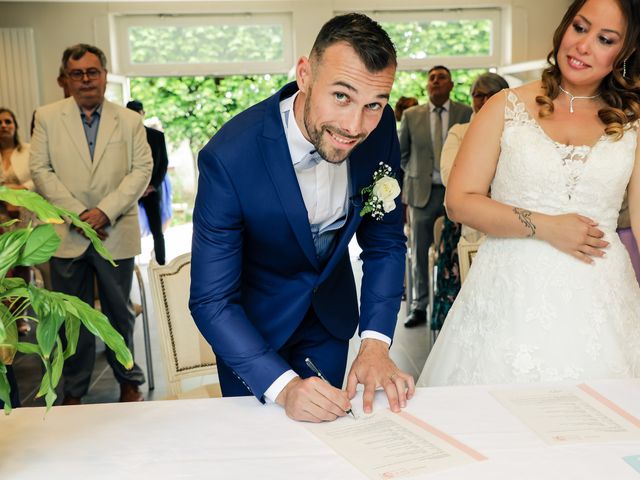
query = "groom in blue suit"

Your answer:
(190, 13), (414, 422)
